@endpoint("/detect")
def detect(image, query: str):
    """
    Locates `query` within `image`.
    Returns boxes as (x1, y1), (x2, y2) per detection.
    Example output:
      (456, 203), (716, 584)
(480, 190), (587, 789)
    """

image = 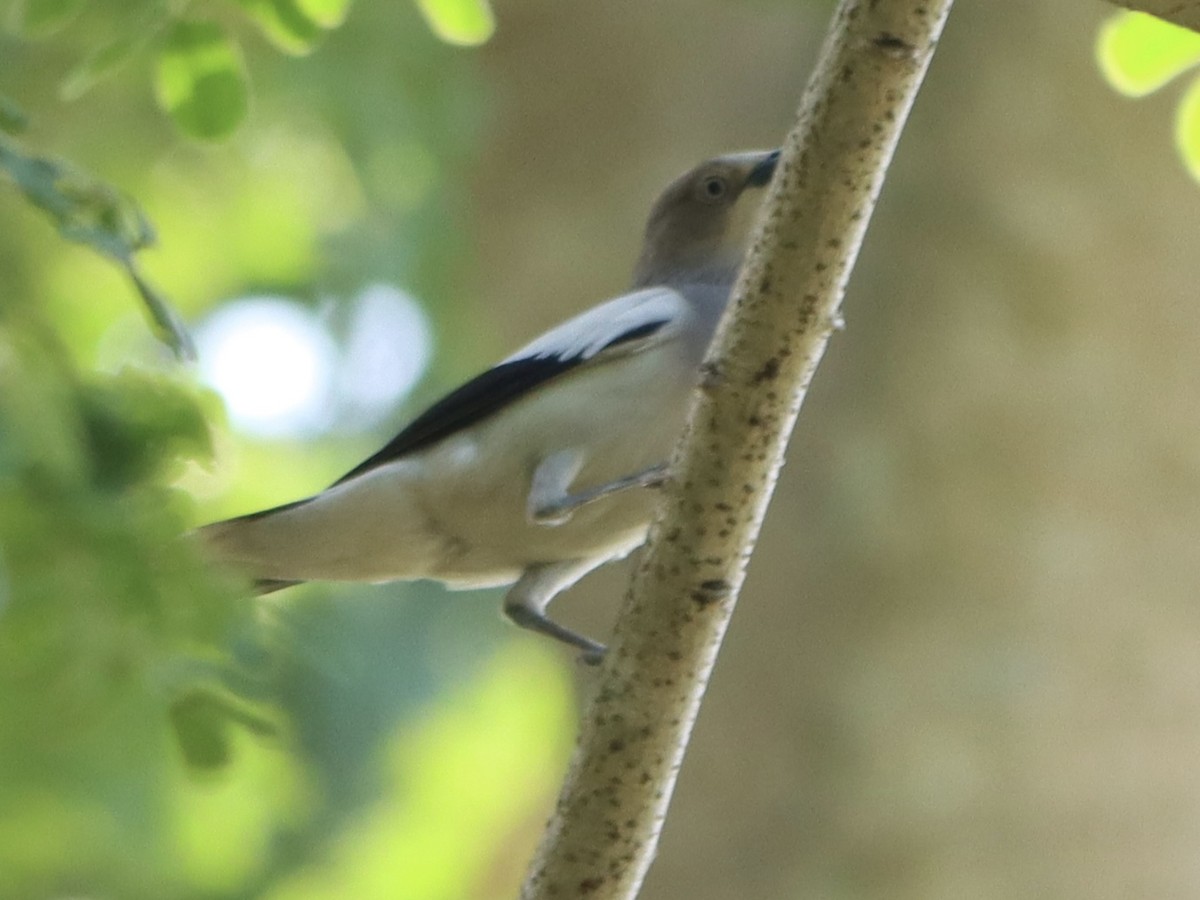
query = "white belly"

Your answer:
(410, 341), (695, 581)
